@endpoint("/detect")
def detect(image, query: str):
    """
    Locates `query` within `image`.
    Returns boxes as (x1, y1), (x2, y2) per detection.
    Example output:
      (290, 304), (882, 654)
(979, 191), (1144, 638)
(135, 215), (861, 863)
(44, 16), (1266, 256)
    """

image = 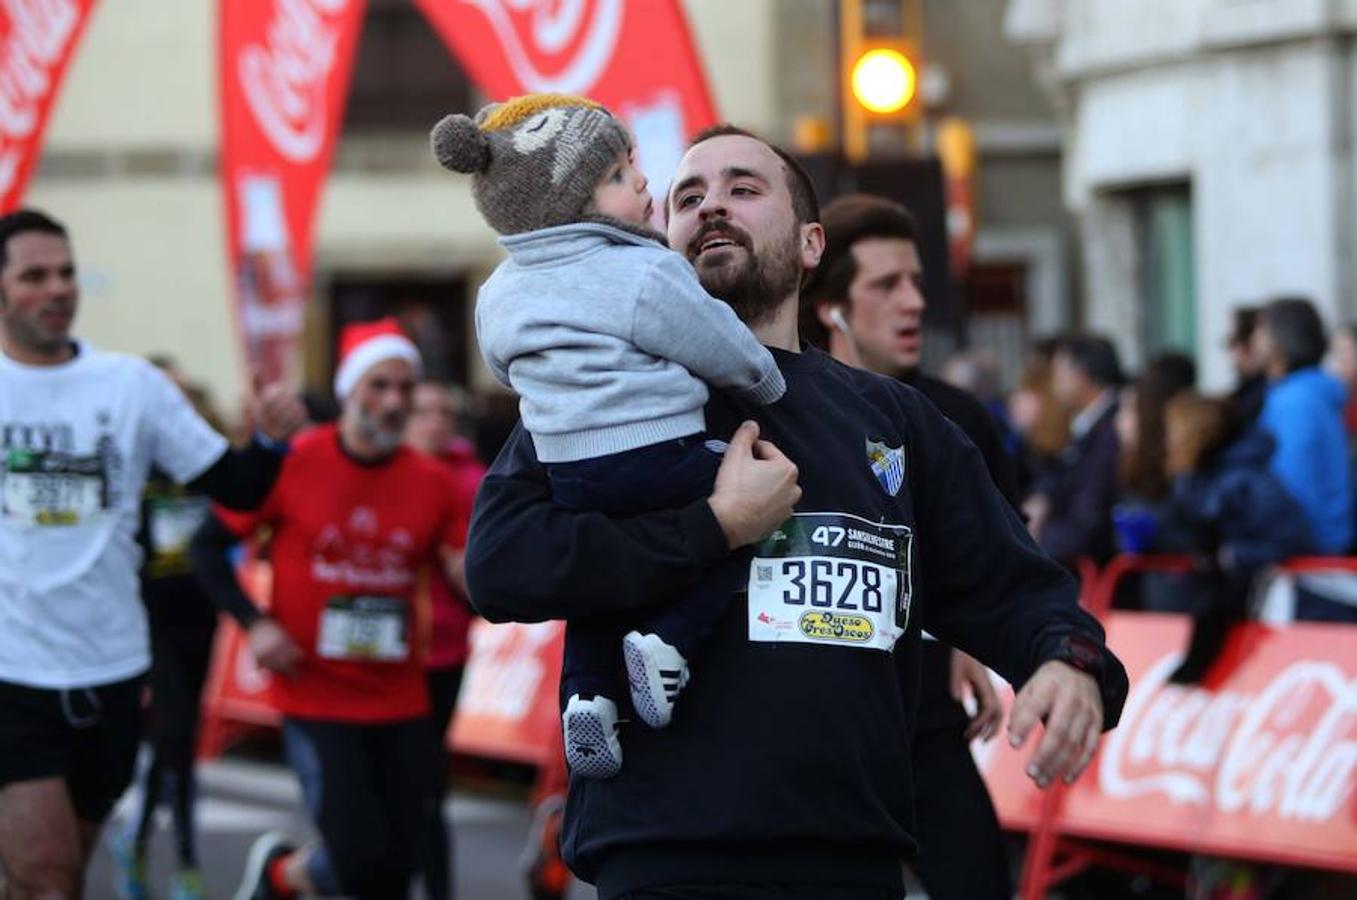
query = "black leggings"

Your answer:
(129, 621), (216, 865)
(282, 716), (433, 900)
(420, 666), (464, 900)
